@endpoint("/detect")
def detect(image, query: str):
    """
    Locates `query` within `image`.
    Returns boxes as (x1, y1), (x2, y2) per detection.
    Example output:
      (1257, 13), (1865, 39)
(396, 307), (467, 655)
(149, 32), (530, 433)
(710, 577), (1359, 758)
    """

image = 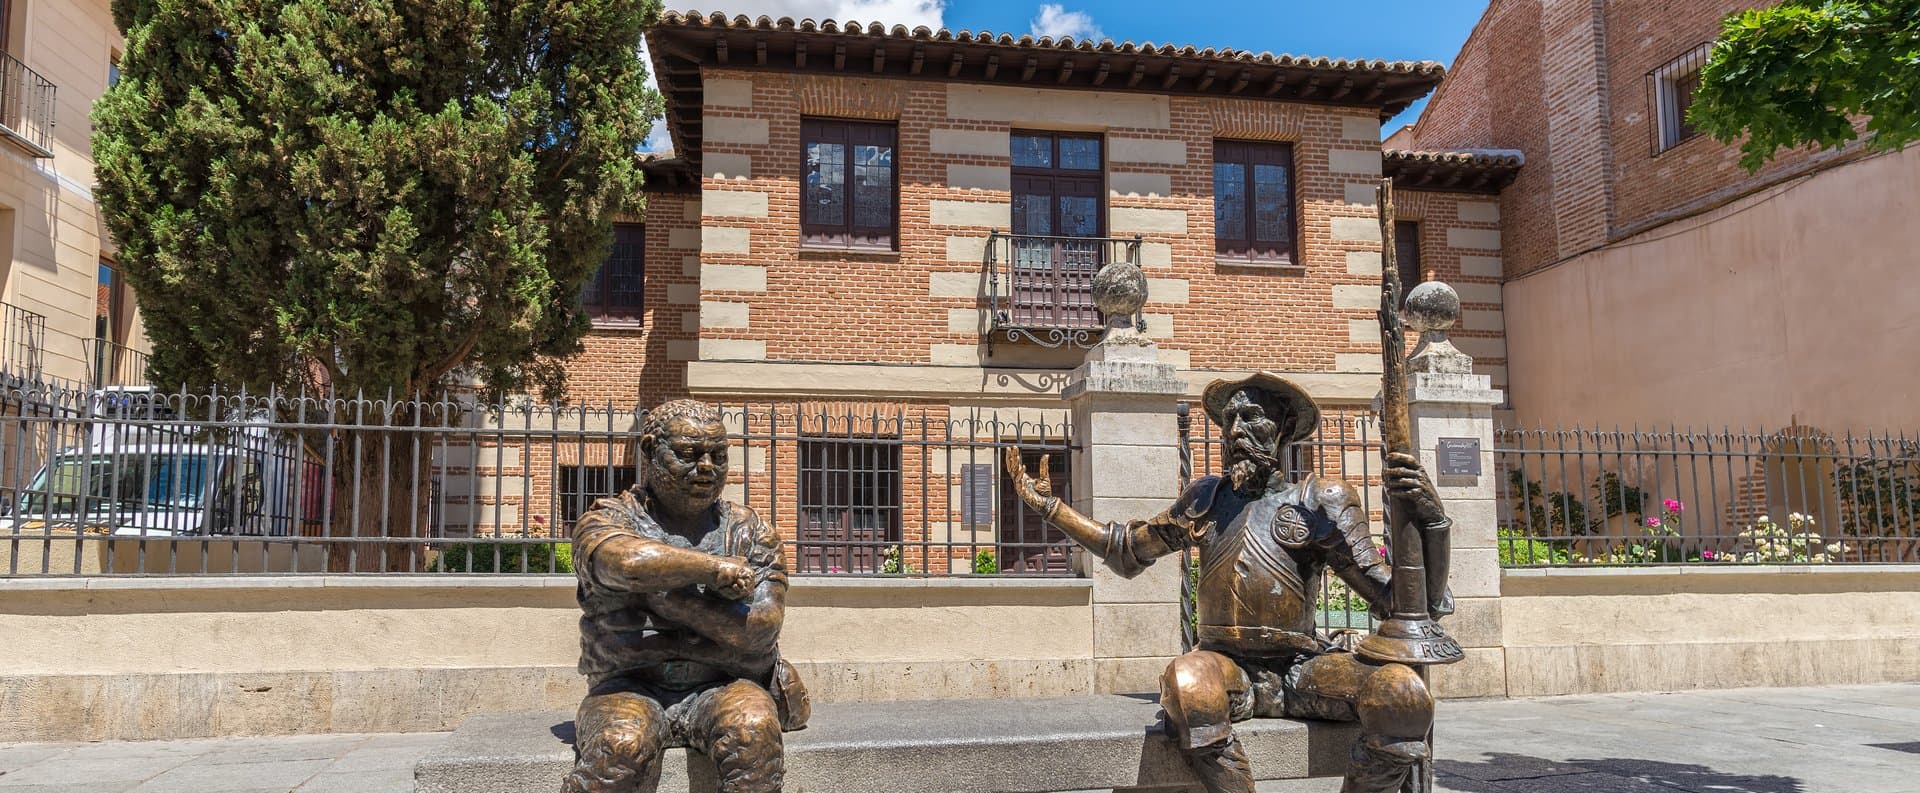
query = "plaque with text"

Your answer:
(1436, 437), (1481, 477)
